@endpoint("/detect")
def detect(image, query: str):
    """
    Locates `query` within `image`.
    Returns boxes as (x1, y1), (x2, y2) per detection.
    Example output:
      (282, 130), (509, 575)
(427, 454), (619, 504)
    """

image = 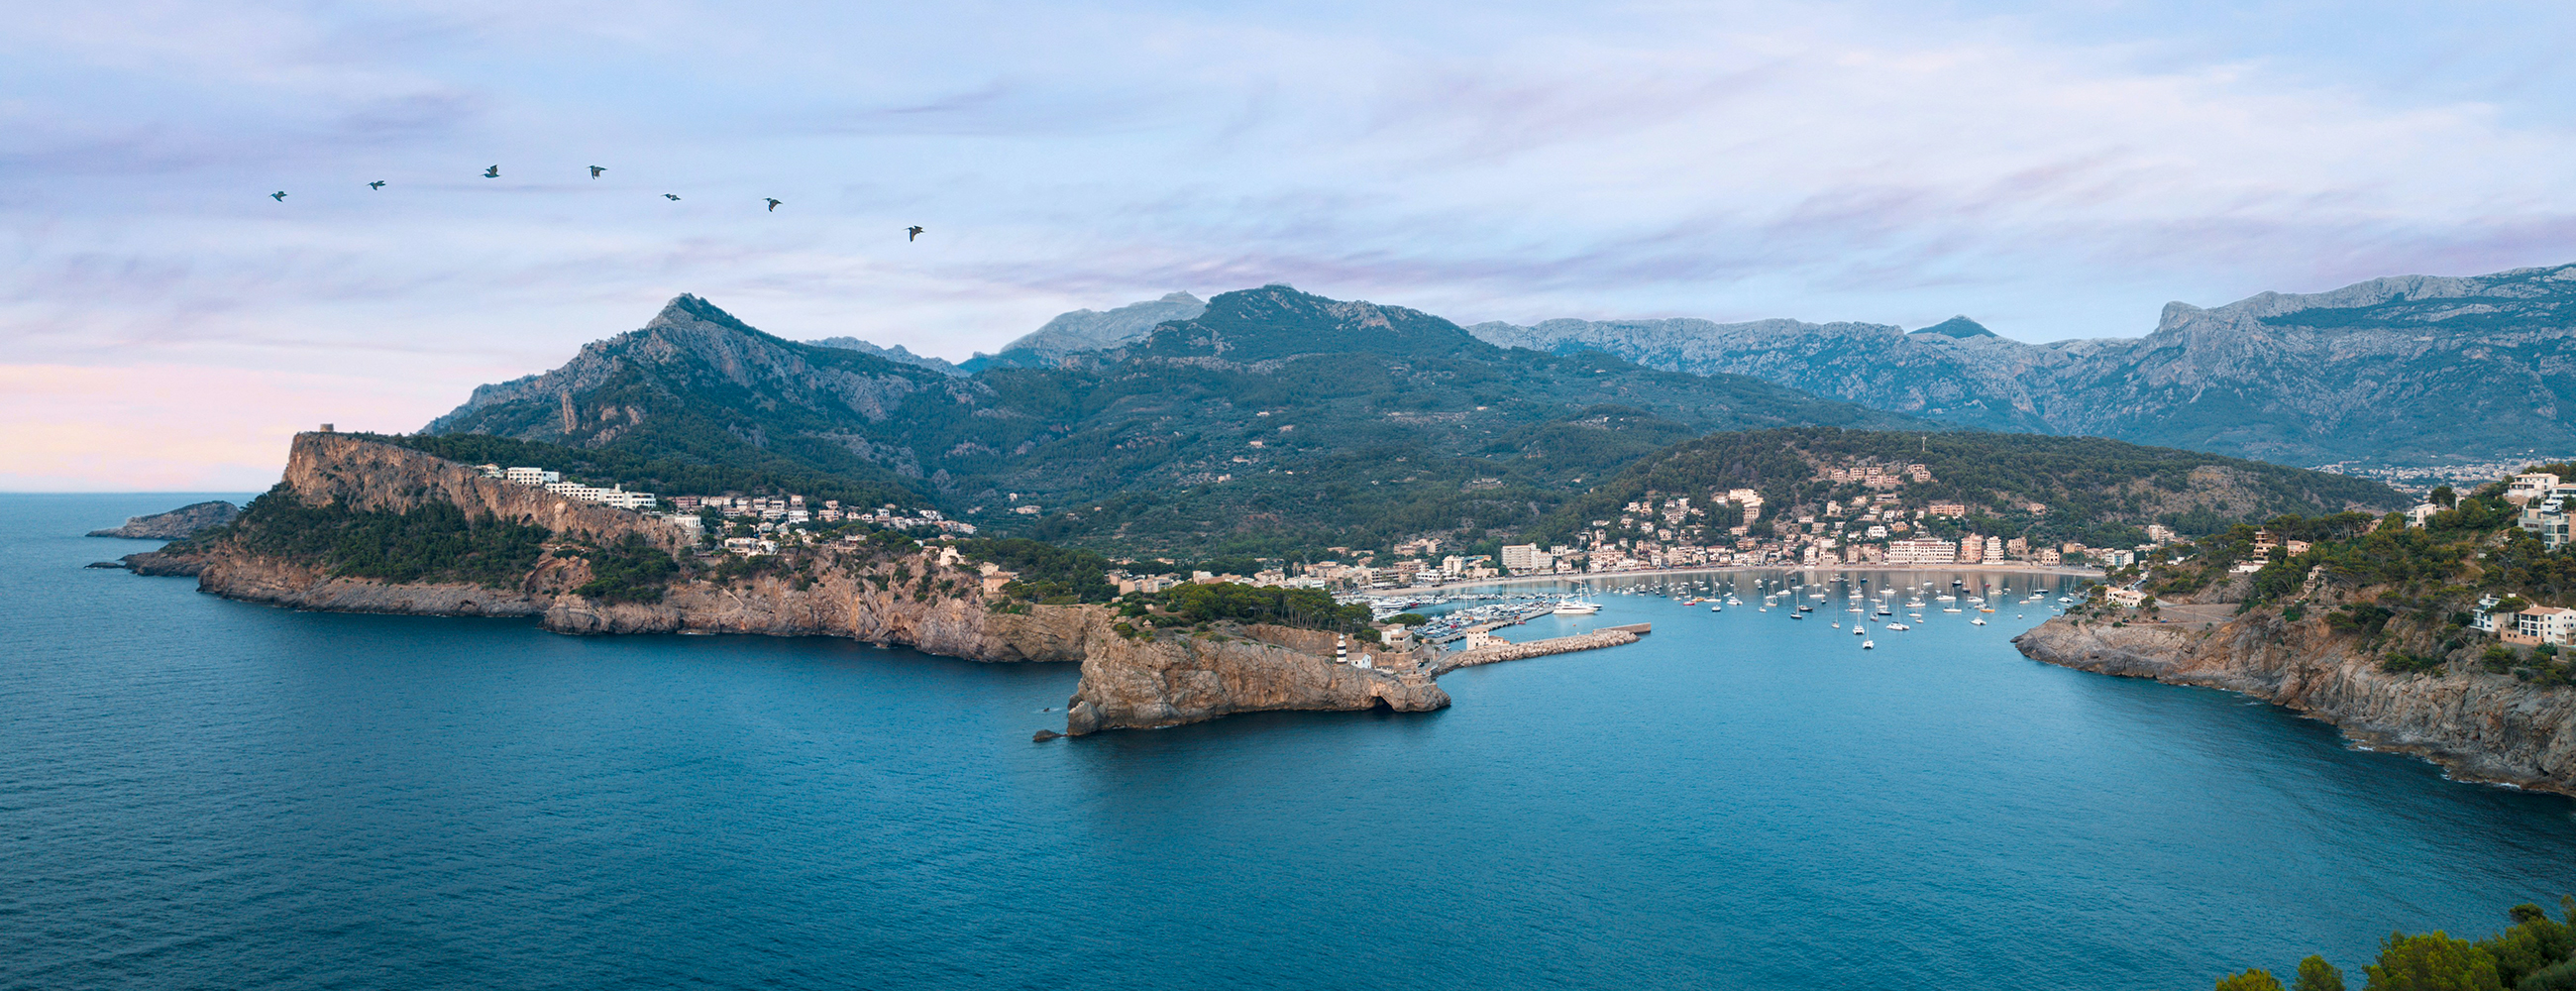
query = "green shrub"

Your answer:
(573, 532), (679, 604)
